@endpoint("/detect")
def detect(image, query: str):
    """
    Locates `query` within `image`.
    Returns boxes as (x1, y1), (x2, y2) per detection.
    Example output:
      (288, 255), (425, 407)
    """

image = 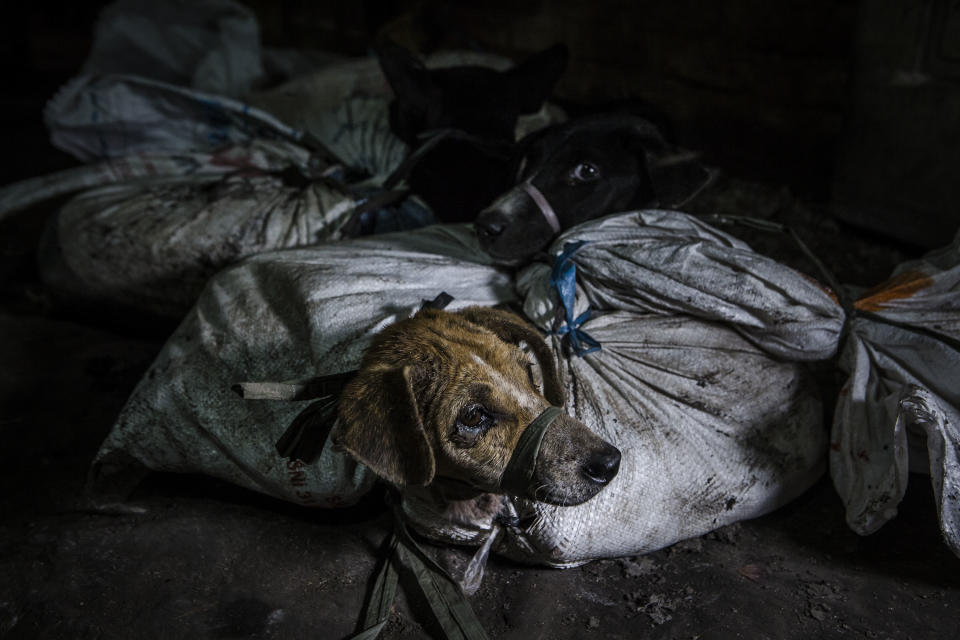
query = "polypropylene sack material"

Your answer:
(36, 140), (364, 319)
(265, 94), (407, 183)
(830, 229), (960, 556)
(93, 211), (837, 566)
(44, 74), (306, 163)
(91, 224), (513, 507)
(523, 211), (846, 361)
(401, 212), (839, 565)
(42, 0), (293, 161)
(80, 0), (265, 97)
(0, 138), (315, 220)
